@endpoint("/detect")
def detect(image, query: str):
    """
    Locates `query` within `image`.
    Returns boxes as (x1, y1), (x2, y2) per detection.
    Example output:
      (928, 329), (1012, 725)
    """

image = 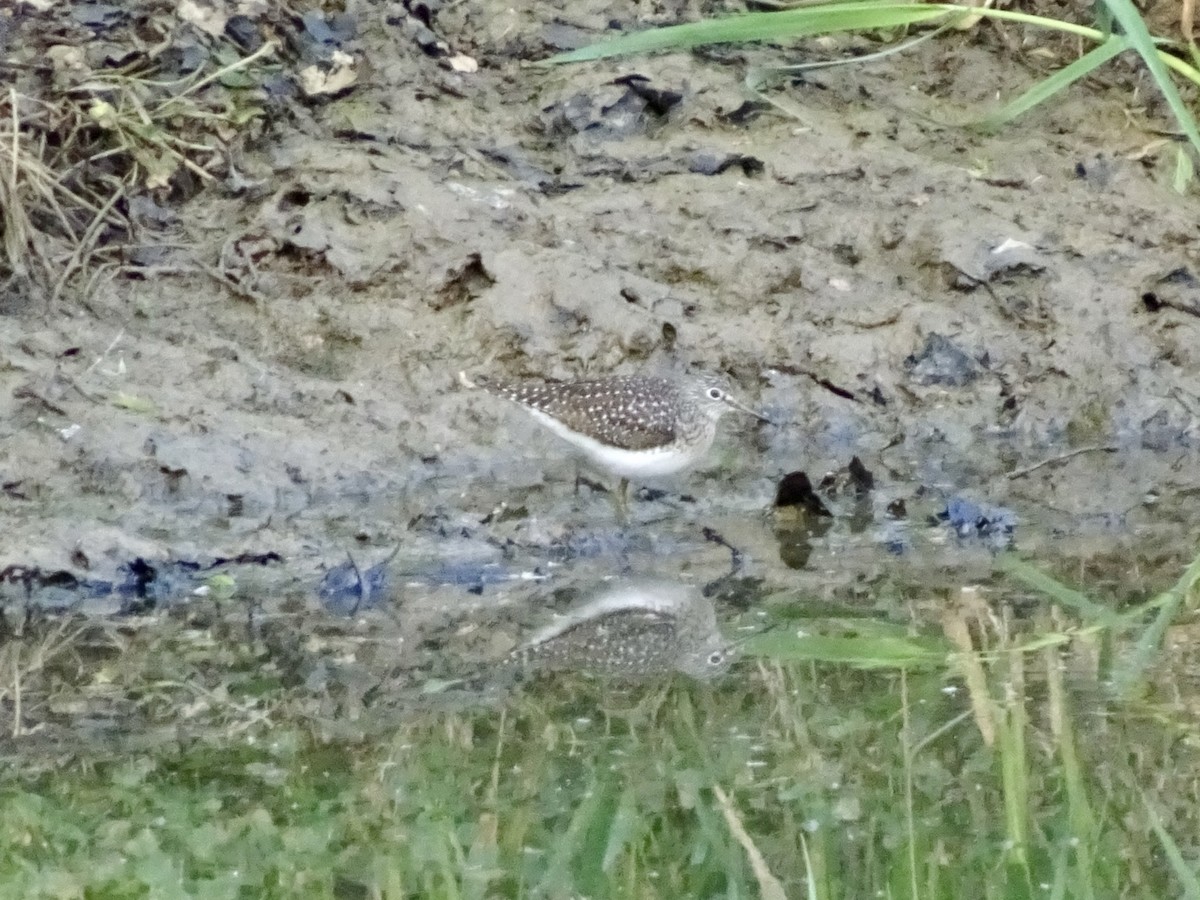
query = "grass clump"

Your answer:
(0, 40), (272, 308)
(544, 0), (1200, 188)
